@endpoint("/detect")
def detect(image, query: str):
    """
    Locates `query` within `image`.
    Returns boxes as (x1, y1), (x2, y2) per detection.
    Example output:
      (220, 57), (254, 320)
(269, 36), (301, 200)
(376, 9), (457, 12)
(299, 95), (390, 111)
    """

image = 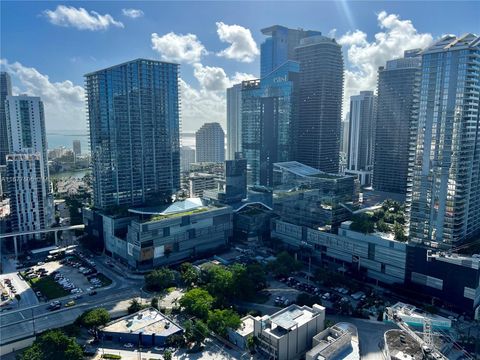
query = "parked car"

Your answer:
(65, 300), (75, 307)
(88, 291), (97, 296)
(123, 343), (134, 348)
